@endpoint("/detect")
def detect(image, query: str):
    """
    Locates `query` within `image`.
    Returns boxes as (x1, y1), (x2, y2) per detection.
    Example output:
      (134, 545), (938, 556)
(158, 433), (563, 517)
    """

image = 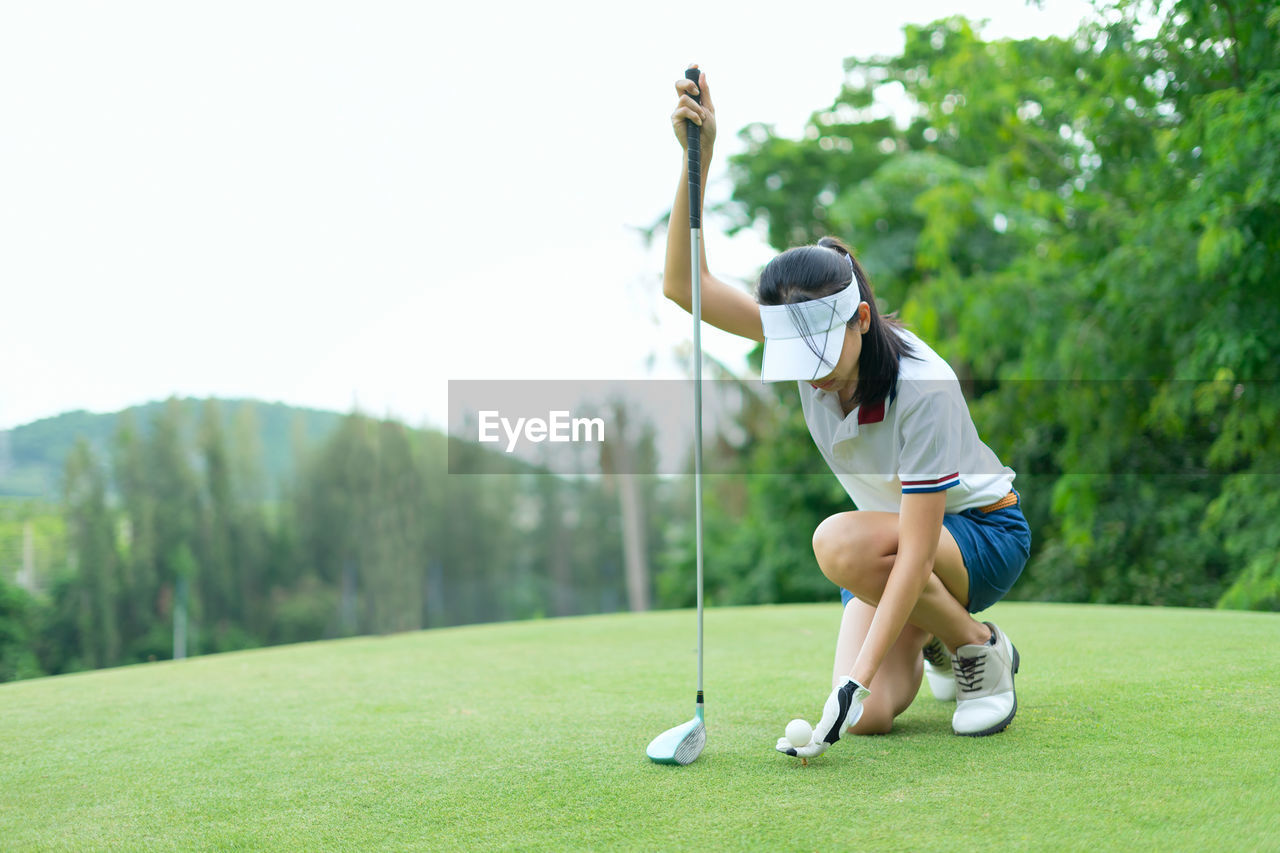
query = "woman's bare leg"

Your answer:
(831, 598), (926, 734)
(813, 511), (991, 653)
